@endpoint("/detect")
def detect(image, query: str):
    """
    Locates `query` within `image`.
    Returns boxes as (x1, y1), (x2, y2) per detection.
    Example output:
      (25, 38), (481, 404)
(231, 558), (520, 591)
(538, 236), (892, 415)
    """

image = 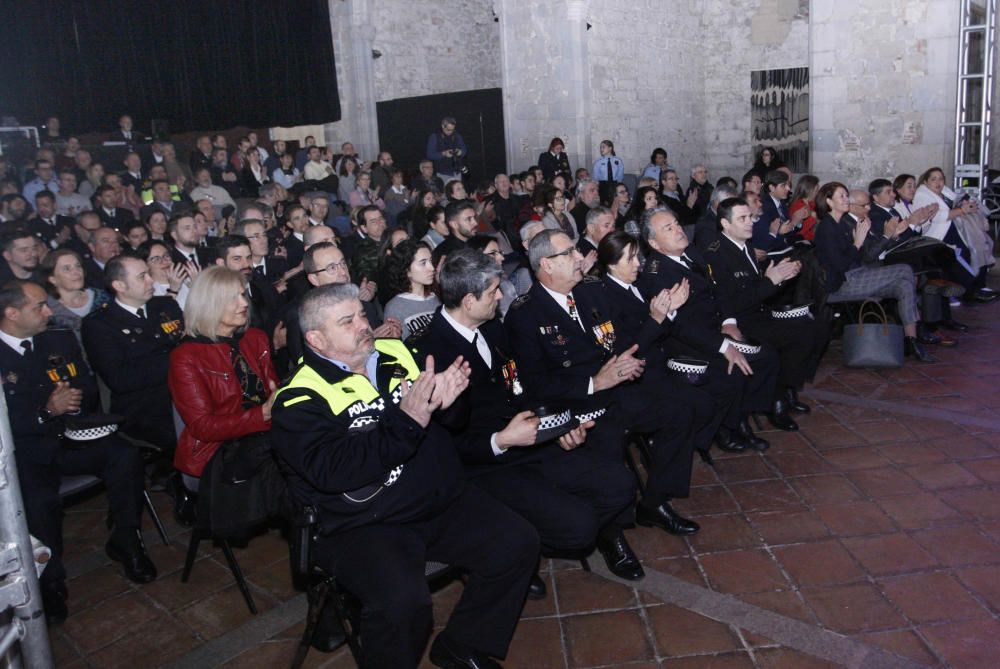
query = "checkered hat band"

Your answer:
(574, 408), (607, 424)
(728, 339), (761, 355)
(772, 306), (810, 319)
(667, 359), (708, 375)
(538, 410), (571, 431)
(63, 424), (118, 441)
